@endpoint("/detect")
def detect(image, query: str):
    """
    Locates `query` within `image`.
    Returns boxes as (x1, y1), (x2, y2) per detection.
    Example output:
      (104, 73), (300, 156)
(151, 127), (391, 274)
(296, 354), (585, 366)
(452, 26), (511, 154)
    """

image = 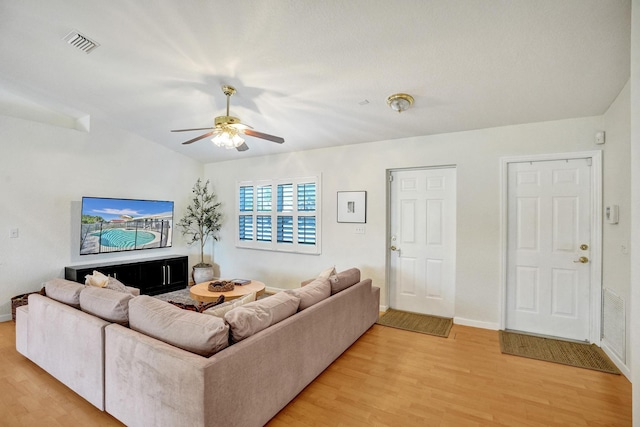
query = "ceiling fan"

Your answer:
(171, 85), (285, 152)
